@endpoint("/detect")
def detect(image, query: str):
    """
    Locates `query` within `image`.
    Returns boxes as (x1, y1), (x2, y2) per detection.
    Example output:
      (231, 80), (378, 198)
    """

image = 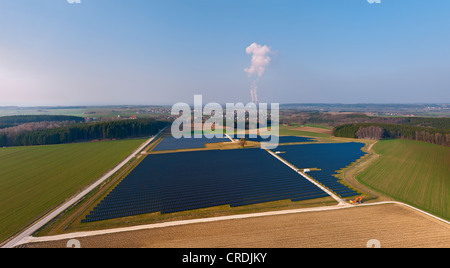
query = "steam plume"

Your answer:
(244, 43), (272, 103)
